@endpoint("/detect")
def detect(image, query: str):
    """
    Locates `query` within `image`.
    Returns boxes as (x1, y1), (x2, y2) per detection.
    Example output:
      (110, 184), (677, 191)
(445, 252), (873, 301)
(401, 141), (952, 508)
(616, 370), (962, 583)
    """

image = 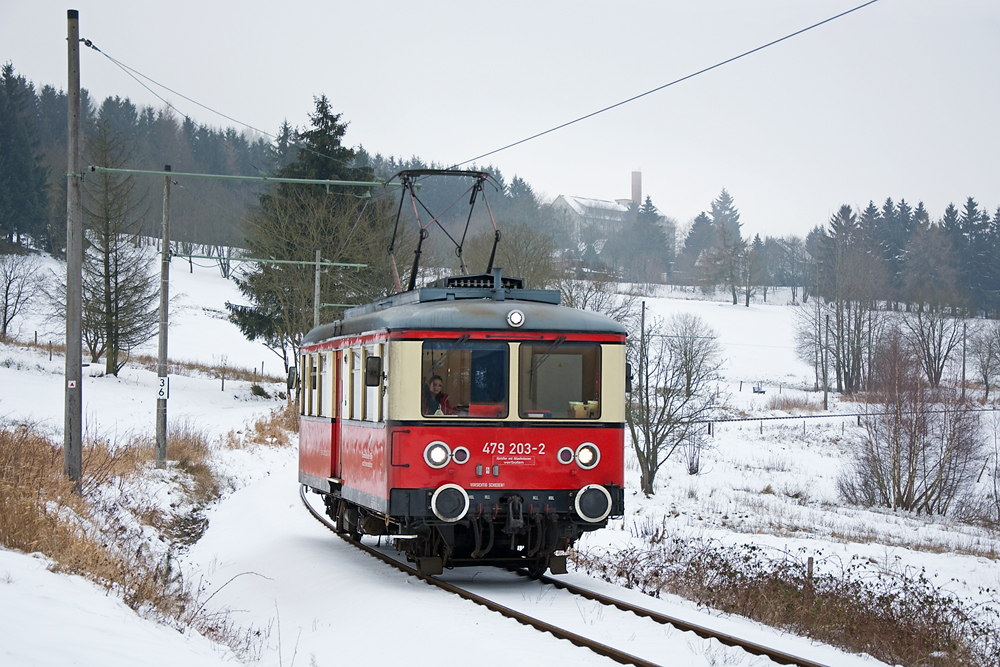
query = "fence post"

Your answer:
(805, 556), (814, 606)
